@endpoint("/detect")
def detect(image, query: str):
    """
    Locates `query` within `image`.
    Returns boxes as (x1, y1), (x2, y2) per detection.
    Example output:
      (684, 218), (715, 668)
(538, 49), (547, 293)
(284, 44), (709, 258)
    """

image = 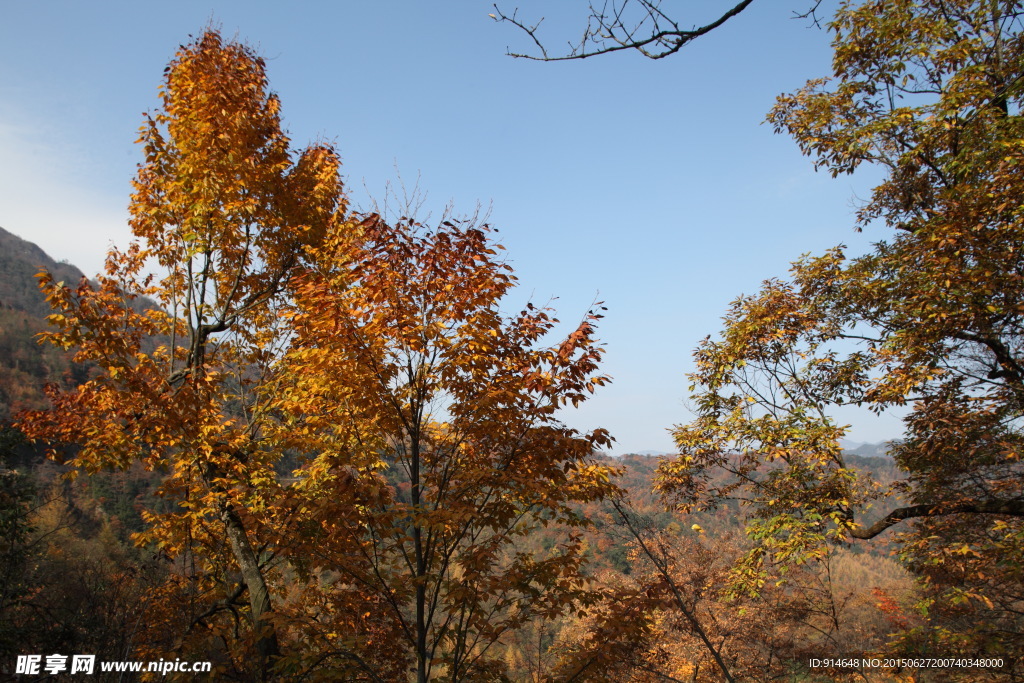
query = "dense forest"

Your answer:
(4, 0), (1024, 680)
